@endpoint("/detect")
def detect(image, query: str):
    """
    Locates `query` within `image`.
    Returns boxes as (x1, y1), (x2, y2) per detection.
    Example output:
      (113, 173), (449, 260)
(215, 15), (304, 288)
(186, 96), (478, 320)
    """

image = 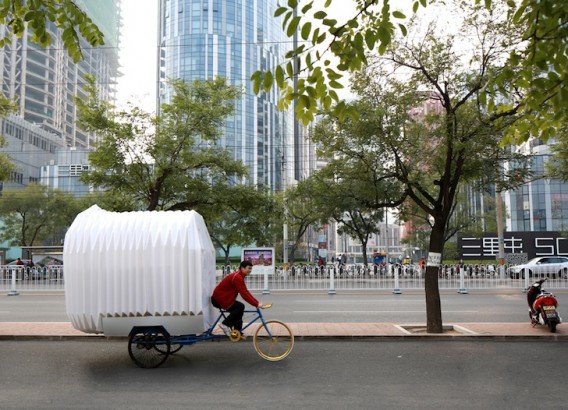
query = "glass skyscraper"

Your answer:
(505, 139), (568, 232)
(158, 0), (292, 191)
(0, 0), (121, 196)
(0, 0), (121, 149)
